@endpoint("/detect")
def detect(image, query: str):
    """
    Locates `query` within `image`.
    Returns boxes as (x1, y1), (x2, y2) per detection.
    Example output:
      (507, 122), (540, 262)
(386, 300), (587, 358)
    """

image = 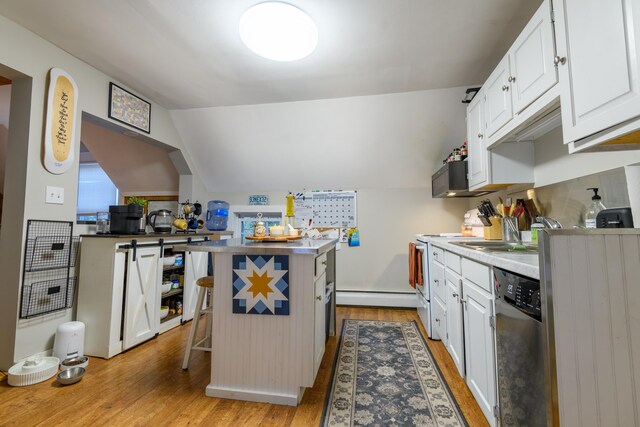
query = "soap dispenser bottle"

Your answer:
(585, 188), (606, 228)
